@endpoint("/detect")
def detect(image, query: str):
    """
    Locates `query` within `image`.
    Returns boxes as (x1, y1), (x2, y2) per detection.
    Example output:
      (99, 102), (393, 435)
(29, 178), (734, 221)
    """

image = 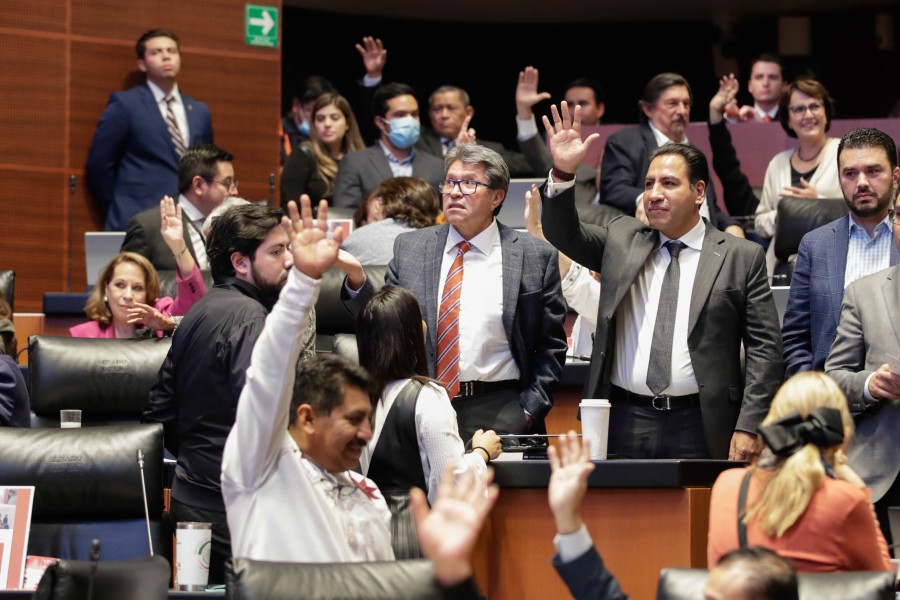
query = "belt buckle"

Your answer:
(651, 394), (673, 411)
(459, 381), (474, 398)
